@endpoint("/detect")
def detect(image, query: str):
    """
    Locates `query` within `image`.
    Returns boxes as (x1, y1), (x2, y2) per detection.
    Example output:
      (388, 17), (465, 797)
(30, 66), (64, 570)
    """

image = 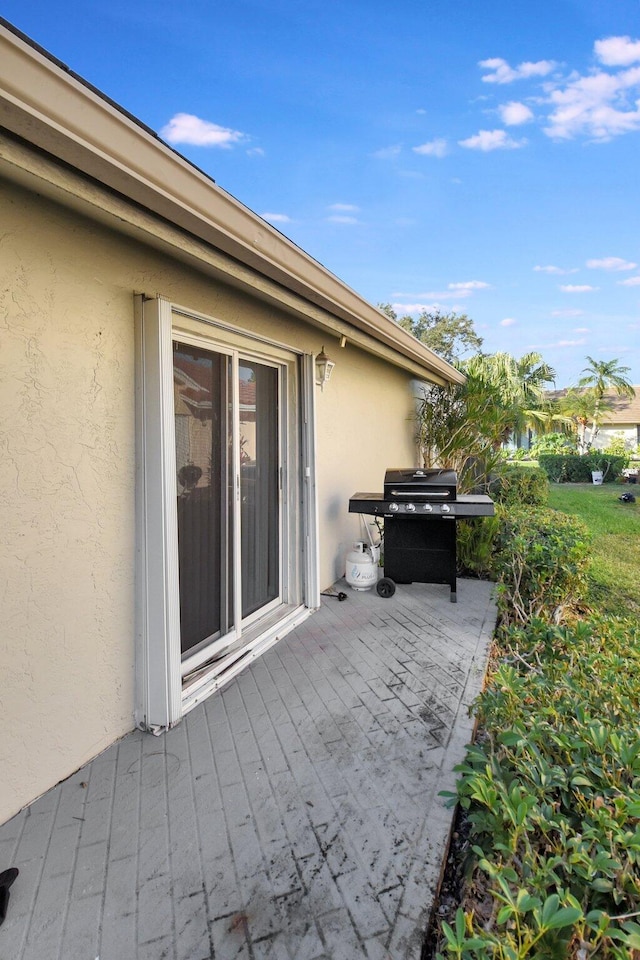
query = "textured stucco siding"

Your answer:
(0, 177), (419, 823)
(587, 425), (638, 451)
